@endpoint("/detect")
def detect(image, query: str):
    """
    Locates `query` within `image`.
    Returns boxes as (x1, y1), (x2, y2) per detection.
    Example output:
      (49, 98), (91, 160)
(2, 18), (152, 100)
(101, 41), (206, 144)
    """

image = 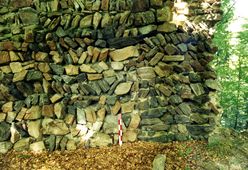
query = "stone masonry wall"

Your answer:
(0, 0), (222, 153)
